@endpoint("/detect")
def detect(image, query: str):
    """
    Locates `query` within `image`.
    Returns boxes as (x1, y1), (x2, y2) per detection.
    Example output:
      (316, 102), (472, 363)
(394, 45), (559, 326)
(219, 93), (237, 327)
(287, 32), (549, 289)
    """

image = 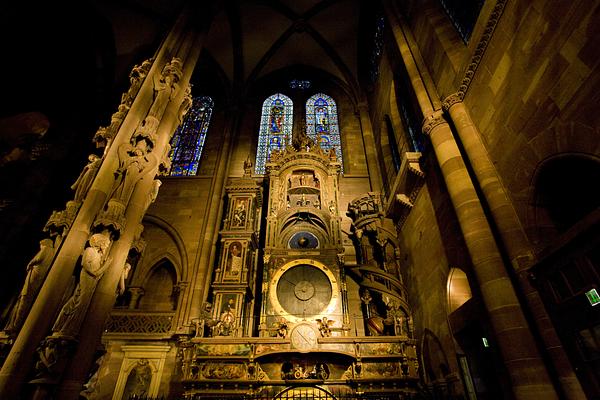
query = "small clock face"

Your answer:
(291, 324), (317, 350)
